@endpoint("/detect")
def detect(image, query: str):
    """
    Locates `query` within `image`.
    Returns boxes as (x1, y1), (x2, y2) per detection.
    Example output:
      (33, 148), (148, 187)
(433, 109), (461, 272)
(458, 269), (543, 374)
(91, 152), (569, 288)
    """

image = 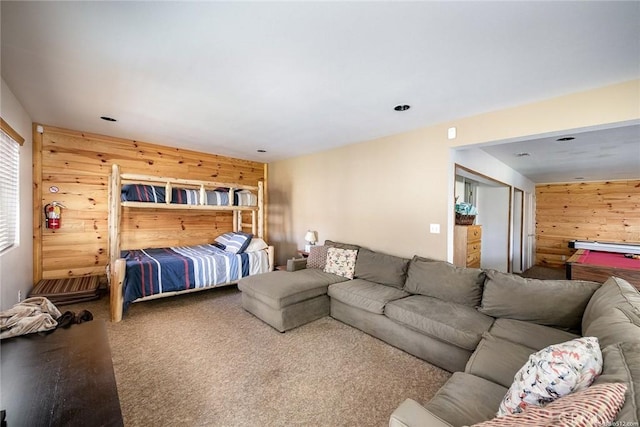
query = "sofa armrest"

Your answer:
(389, 399), (453, 427)
(286, 258), (308, 272)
